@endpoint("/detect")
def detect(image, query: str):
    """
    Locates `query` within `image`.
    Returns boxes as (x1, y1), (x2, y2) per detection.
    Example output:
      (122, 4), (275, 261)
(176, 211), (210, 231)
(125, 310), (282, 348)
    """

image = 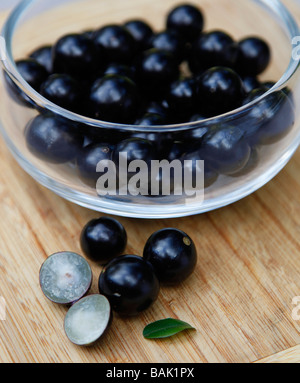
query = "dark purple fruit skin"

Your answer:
(197, 66), (245, 117)
(166, 4), (204, 42)
(76, 143), (114, 187)
(188, 31), (235, 74)
(102, 63), (136, 81)
(241, 76), (260, 94)
(236, 37), (271, 76)
(98, 255), (160, 316)
(16, 58), (49, 91)
(241, 88), (295, 146)
(25, 113), (83, 164)
(29, 46), (53, 73)
(149, 29), (186, 62)
(52, 33), (98, 79)
(200, 125), (251, 175)
(129, 131), (173, 160)
(135, 49), (180, 91)
(143, 228), (197, 285)
(93, 25), (137, 64)
(89, 75), (139, 123)
(113, 137), (156, 171)
(134, 113), (166, 126)
(166, 77), (199, 117)
(124, 20), (153, 51)
(80, 217), (127, 263)
(40, 74), (82, 113)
